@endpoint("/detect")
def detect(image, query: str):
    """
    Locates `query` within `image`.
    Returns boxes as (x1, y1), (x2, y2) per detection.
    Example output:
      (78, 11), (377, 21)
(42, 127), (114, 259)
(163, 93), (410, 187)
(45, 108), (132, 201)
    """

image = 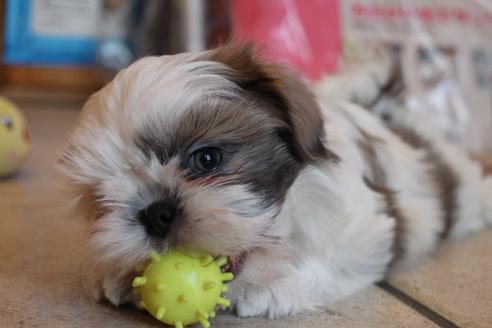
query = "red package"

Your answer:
(230, 0), (341, 82)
